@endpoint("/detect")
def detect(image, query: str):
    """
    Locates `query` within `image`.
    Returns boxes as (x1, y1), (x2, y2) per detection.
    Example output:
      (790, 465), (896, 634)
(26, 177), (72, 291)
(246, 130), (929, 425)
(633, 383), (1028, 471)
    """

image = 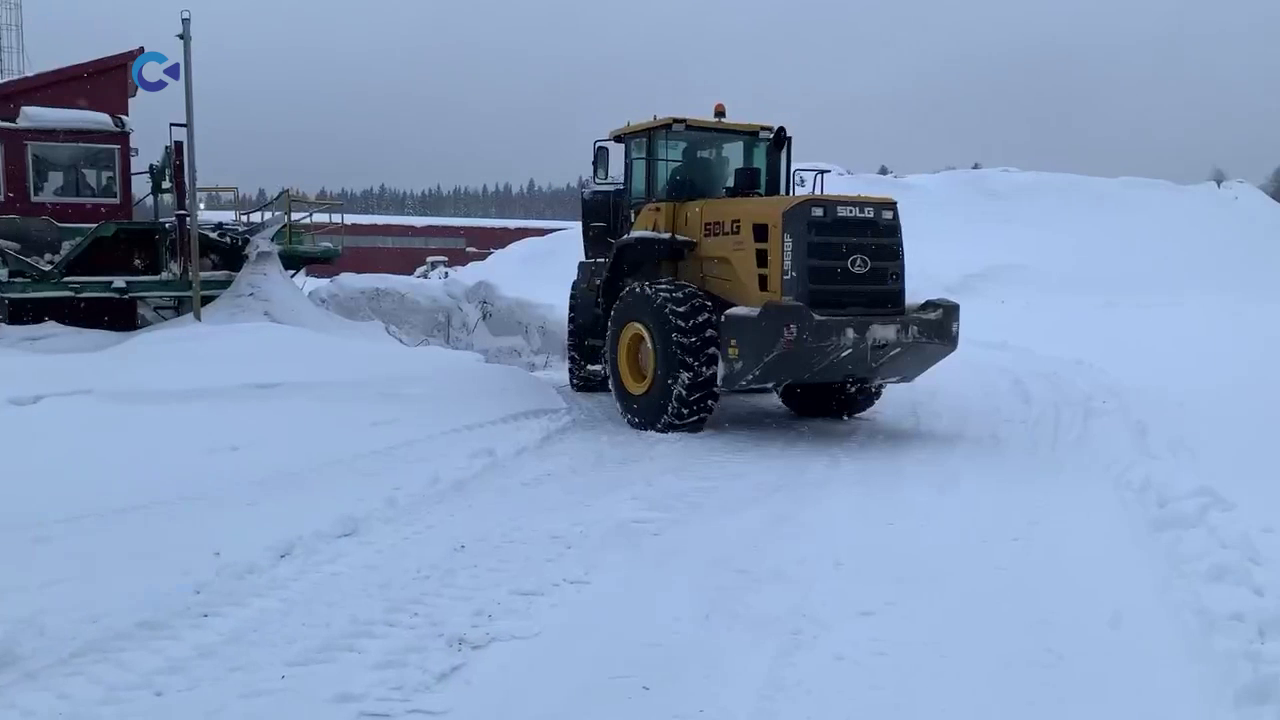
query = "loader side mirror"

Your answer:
(771, 125), (788, 151)
(593, 145), (610, 182)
